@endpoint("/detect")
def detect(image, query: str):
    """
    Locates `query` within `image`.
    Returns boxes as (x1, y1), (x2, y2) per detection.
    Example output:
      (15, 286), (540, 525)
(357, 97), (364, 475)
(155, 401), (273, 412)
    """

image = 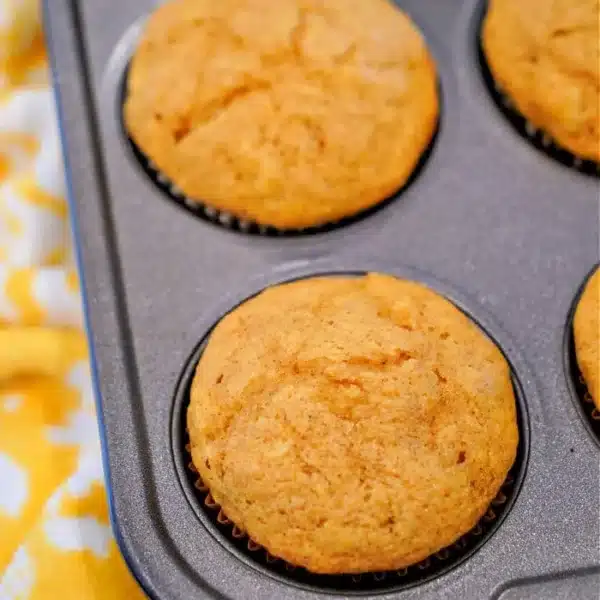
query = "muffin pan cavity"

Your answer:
(121, 91), (440, 237)
(564, 265), (600, 447)
(171, 271), (530, 595)
(475, 1), (600, 177)
(119, 2), (442, 237)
